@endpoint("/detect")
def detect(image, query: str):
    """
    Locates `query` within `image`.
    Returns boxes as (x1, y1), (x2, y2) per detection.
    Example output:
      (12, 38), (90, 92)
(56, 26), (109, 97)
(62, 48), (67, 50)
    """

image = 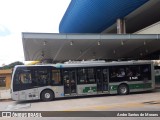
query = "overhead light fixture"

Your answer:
(41, 51), (44, 57)
(80, 50), (82, 54)
(70, 41), (73, 46)
(43, 41), (47, 46)
(93, 52), (96, 56)
(121, 40), (124, 46)
(98, 41), (101, 46)
(113, 50), (116, 54)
